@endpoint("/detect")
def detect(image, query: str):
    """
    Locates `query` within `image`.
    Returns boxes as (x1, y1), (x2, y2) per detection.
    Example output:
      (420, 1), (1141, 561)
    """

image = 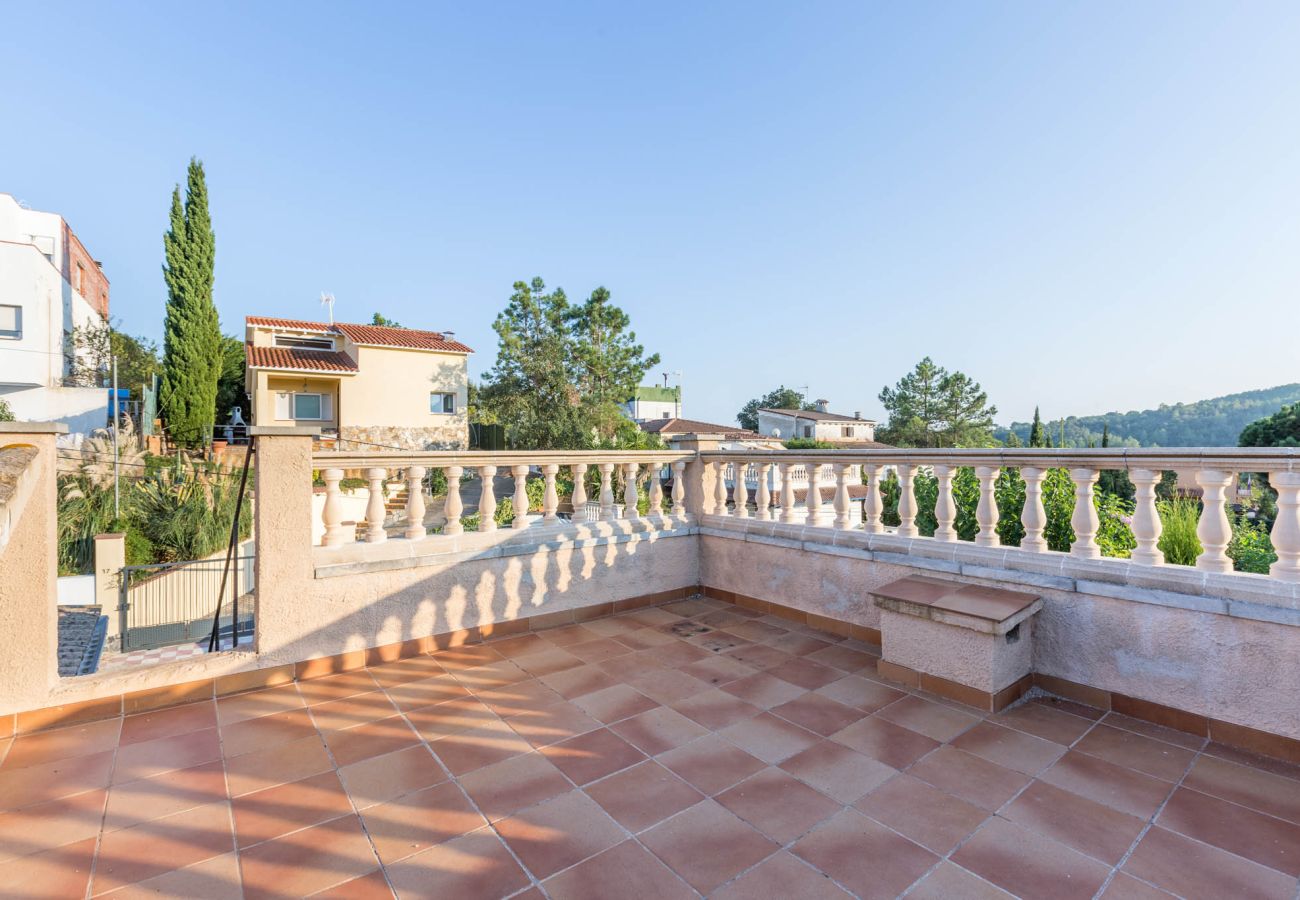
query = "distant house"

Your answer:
(244, 316), (473, 450)
(623, 385), (681, 422)
(757, 400), (880, 445)
(639, 417), (779, 450)
(0, 193), (111, 439)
